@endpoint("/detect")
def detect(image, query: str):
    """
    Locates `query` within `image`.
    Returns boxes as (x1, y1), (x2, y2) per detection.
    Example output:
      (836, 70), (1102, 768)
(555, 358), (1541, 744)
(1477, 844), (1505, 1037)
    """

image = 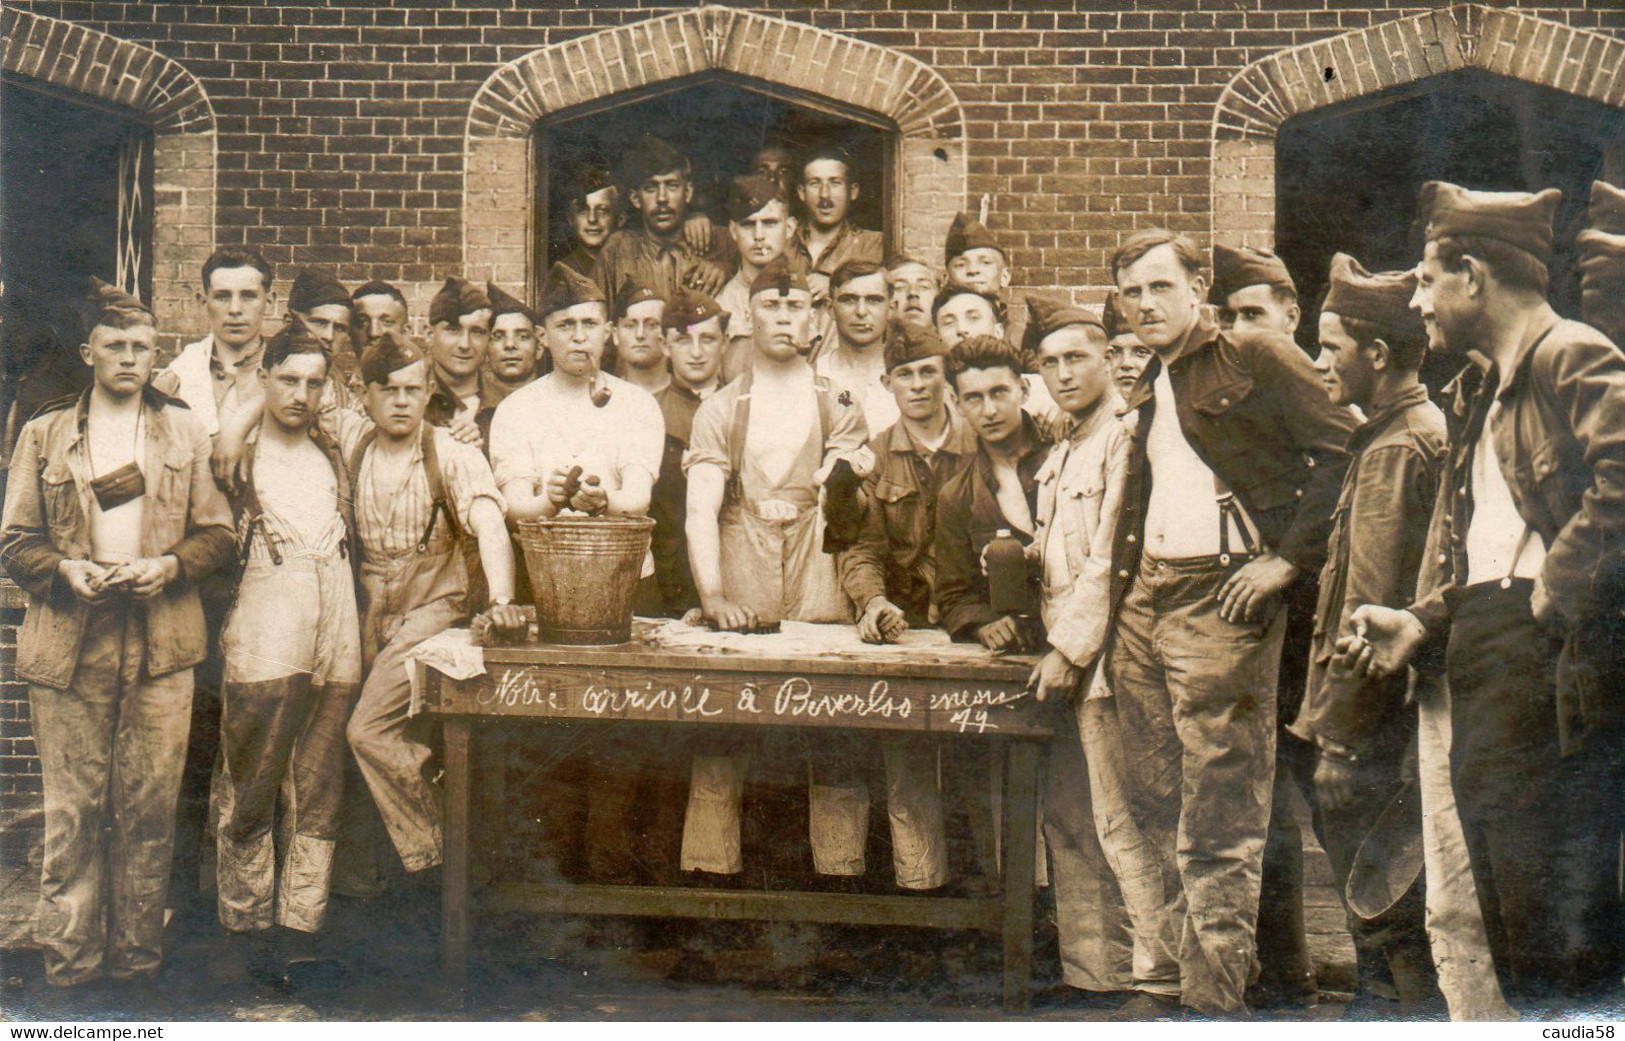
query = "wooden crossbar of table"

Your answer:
(418, 619), (1051, 1012)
